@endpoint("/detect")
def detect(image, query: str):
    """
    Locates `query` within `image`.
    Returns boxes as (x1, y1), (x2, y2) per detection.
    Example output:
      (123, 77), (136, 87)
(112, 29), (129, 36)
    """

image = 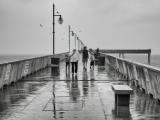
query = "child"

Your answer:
(65, 54), (70, 74)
